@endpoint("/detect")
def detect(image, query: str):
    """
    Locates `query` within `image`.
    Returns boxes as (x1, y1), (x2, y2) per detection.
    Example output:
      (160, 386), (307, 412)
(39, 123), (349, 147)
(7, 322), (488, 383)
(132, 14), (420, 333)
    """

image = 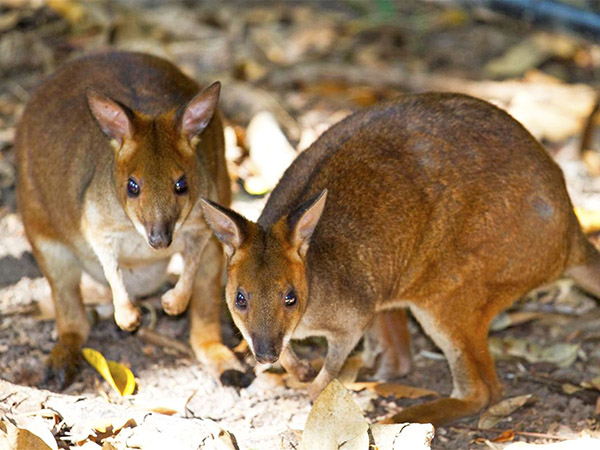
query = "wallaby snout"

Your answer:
(147, 223), (174, 249)
(253, 336), (281, 364)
